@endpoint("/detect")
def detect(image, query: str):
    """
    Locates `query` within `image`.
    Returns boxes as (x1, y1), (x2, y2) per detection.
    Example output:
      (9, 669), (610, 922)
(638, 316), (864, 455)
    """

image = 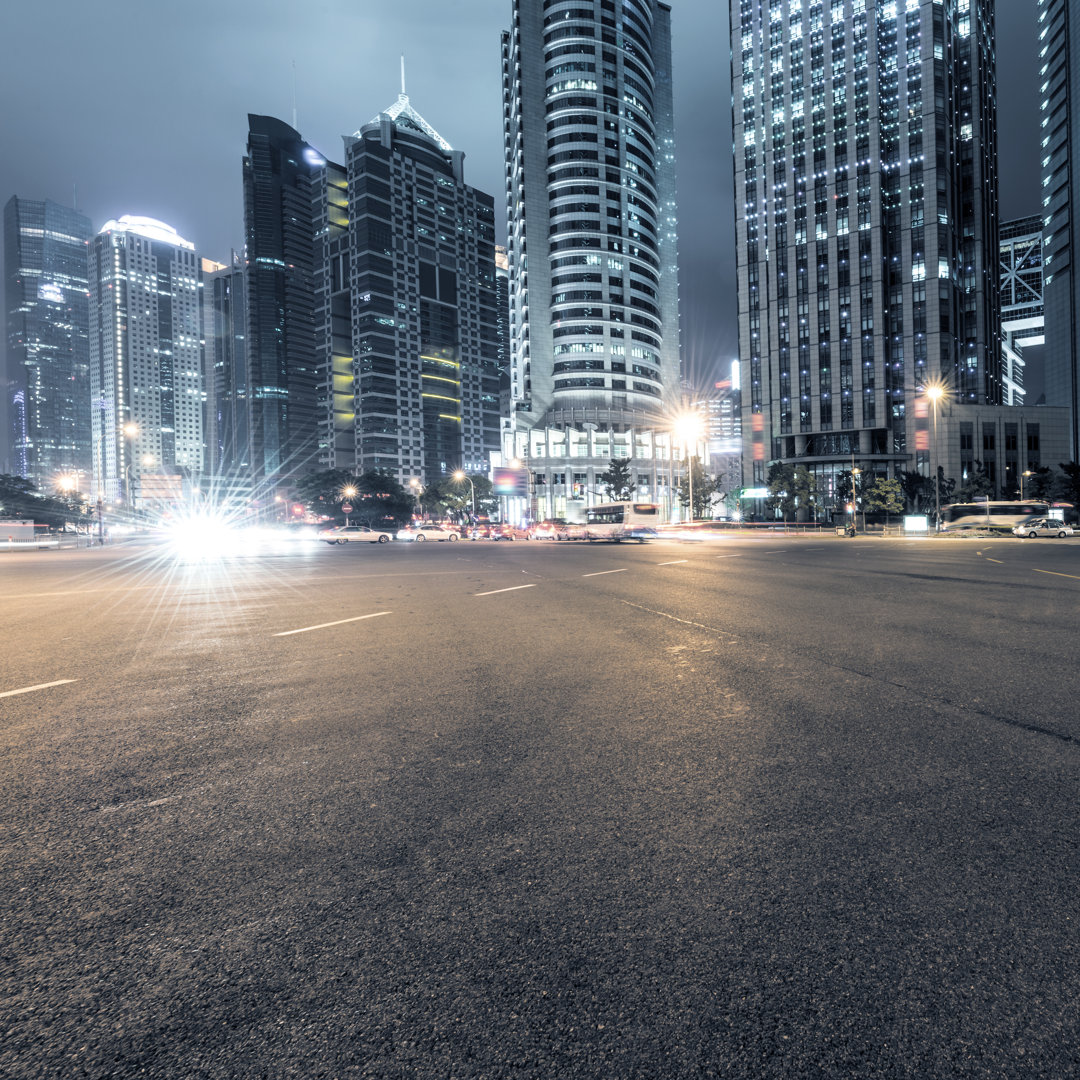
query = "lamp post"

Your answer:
(924, 381), (946, 531)
(673, 410), (704, 523)
(340, 484), (357, 526)
(452, 470), (476, 521)
(409, 477), (422, 519)
(1020, 470), (1034, 502)
(121, 422), (138, 513)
